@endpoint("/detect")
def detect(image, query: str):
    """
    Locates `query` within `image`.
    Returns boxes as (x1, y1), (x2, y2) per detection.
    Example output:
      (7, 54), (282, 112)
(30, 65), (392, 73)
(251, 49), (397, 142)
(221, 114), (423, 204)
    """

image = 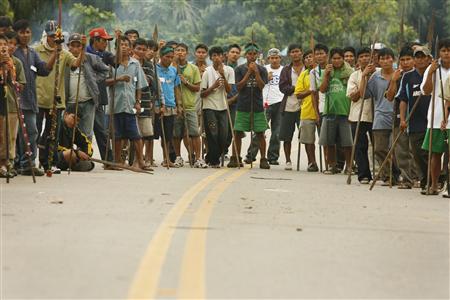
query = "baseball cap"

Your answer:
(45, 20), (58, 36)
(267, 48), (281, 57)
(89, 27), (113, 40)
(413, 46), (431, 57)
(67, 33), (82, 45)
(371, 42), (386, 51)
